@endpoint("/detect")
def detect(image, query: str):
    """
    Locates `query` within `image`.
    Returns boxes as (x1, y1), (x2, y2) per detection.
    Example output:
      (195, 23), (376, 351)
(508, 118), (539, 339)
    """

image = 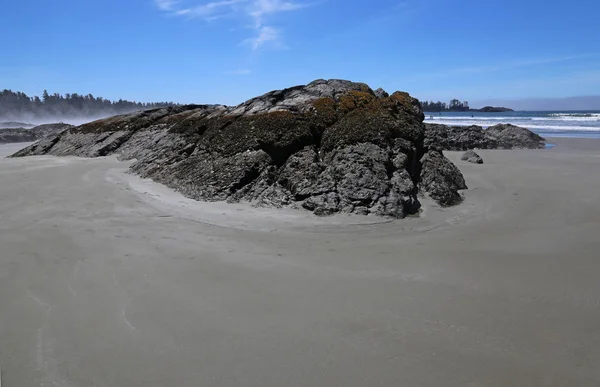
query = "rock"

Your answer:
(374, 88), (389, 98)
(0, 128), (38, 143)
(425, 123), (545, 151)
(229, 79), (374, 115)
(425, 123), (496, 151)
(0, 123), (72, 144)
(461, 150), (483, 164)
(30, 123), (74, 138)
(12, 79), (467, 217)
(485, 124), (546, 149)
(420, 150), (467, 206)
